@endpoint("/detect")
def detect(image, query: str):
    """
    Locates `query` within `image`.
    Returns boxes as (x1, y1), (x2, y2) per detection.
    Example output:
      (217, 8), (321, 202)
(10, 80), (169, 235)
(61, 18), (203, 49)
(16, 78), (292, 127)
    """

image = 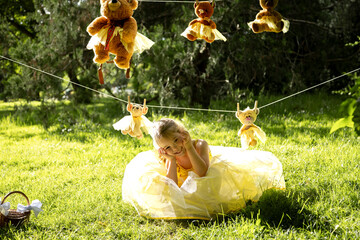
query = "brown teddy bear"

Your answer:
(86, 0), (154, 81)
(113, 96), (153, 139)
(235, 101), (266, 149)
(248, 0), (290, 33)
(181, 1), (226, 43)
